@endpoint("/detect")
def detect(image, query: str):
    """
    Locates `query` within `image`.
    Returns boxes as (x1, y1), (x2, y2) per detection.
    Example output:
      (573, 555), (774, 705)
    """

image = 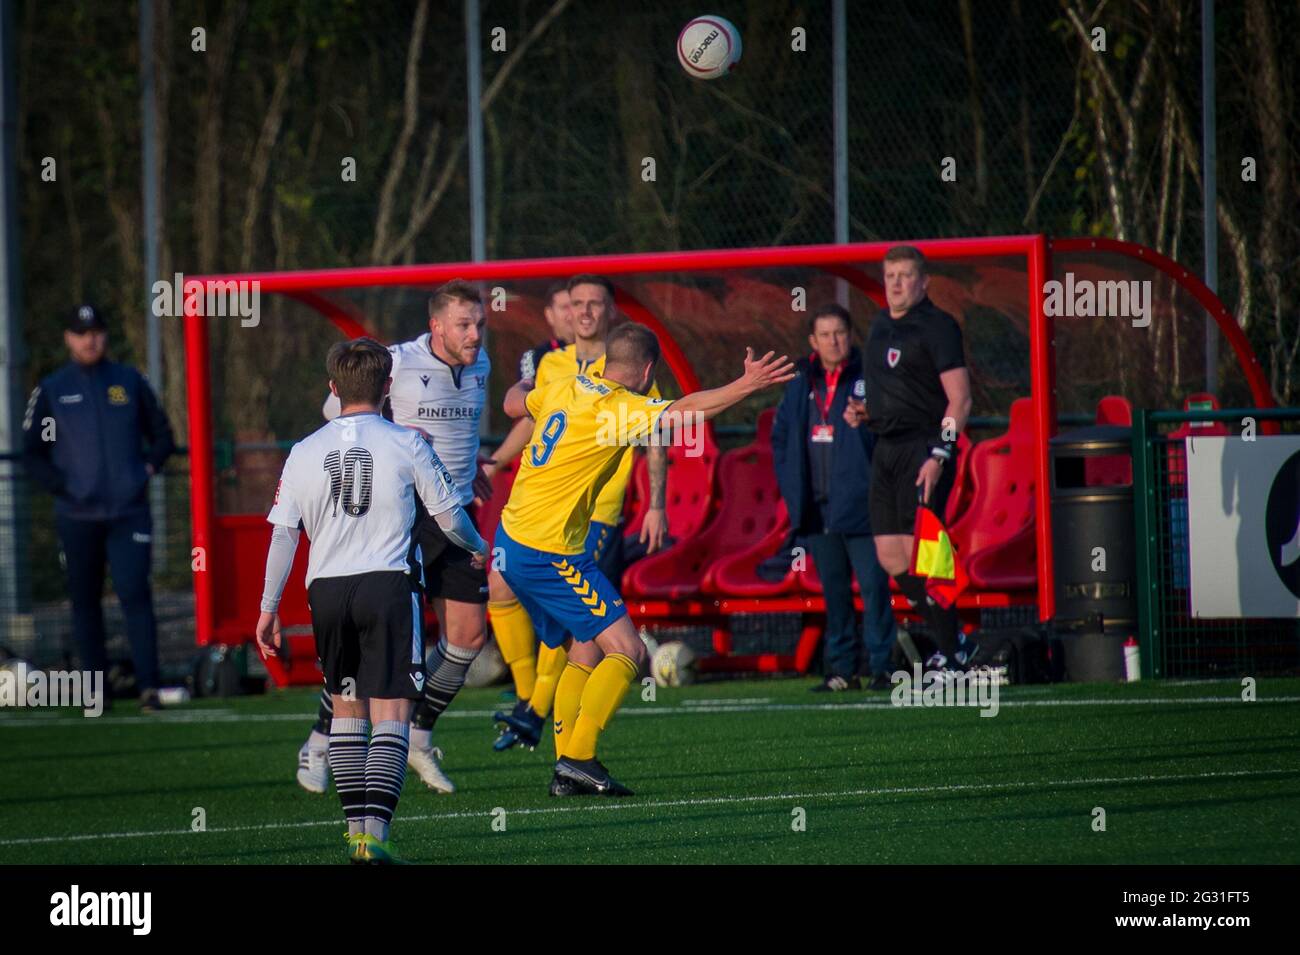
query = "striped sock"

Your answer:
(411, 638), (478, 730)
(313, 687), (333, 734)
(364, 721), (410, 842)
(328, 717), (370, 837)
